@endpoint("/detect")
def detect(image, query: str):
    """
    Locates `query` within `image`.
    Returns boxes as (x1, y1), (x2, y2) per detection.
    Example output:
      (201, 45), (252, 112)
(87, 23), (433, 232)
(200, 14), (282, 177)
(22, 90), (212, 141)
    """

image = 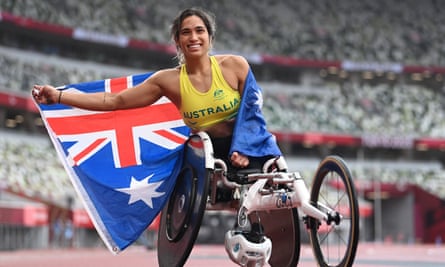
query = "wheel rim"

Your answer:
(166, 166), (196, 242)
(310, 157), (359, 267)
